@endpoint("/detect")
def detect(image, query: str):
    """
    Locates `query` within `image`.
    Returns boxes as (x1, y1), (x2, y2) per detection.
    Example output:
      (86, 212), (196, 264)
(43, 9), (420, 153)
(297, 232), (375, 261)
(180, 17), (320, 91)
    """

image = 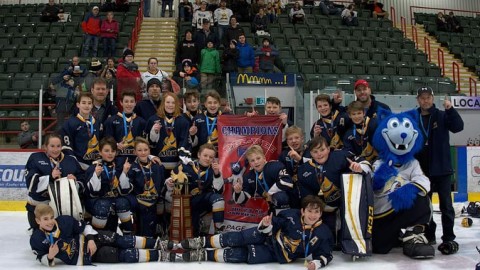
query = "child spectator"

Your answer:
(30, 204), (173, 266)
(200, 41), (221, 91)
(166, 143), (225, 235)
(81, 6), (102, 57)
(100, 11), (119, 58)
(222, 39), (239, 75)
(84, 137), (134, 234)
(173, 59), (201, 91)
(18, 121), (39, 149)
(236, 34), (255, 73)
(289, 1), (305, 24)
(255, 37), (278, 73)
(176, 195), (333, 268)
